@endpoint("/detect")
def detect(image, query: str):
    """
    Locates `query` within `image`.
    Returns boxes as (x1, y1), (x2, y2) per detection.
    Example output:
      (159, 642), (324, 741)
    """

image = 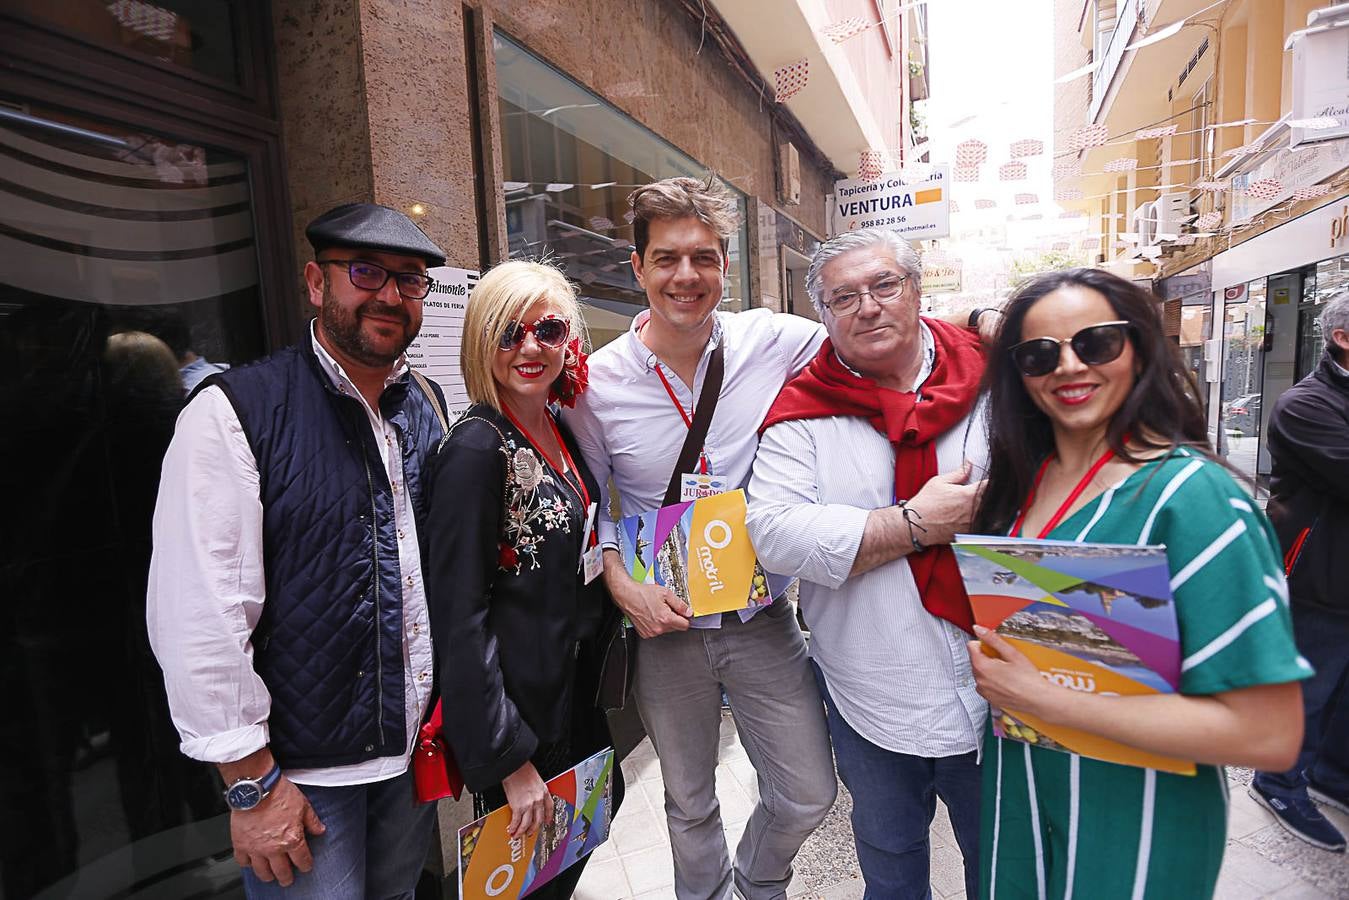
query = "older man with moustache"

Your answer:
(148, 204), (448, 898)
(747, 228), (989, 899)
